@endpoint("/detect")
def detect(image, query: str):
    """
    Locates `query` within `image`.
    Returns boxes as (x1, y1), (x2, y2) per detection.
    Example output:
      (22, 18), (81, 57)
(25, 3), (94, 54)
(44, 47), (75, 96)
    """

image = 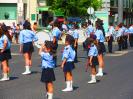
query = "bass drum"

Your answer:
(34, 30), (52, 48)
